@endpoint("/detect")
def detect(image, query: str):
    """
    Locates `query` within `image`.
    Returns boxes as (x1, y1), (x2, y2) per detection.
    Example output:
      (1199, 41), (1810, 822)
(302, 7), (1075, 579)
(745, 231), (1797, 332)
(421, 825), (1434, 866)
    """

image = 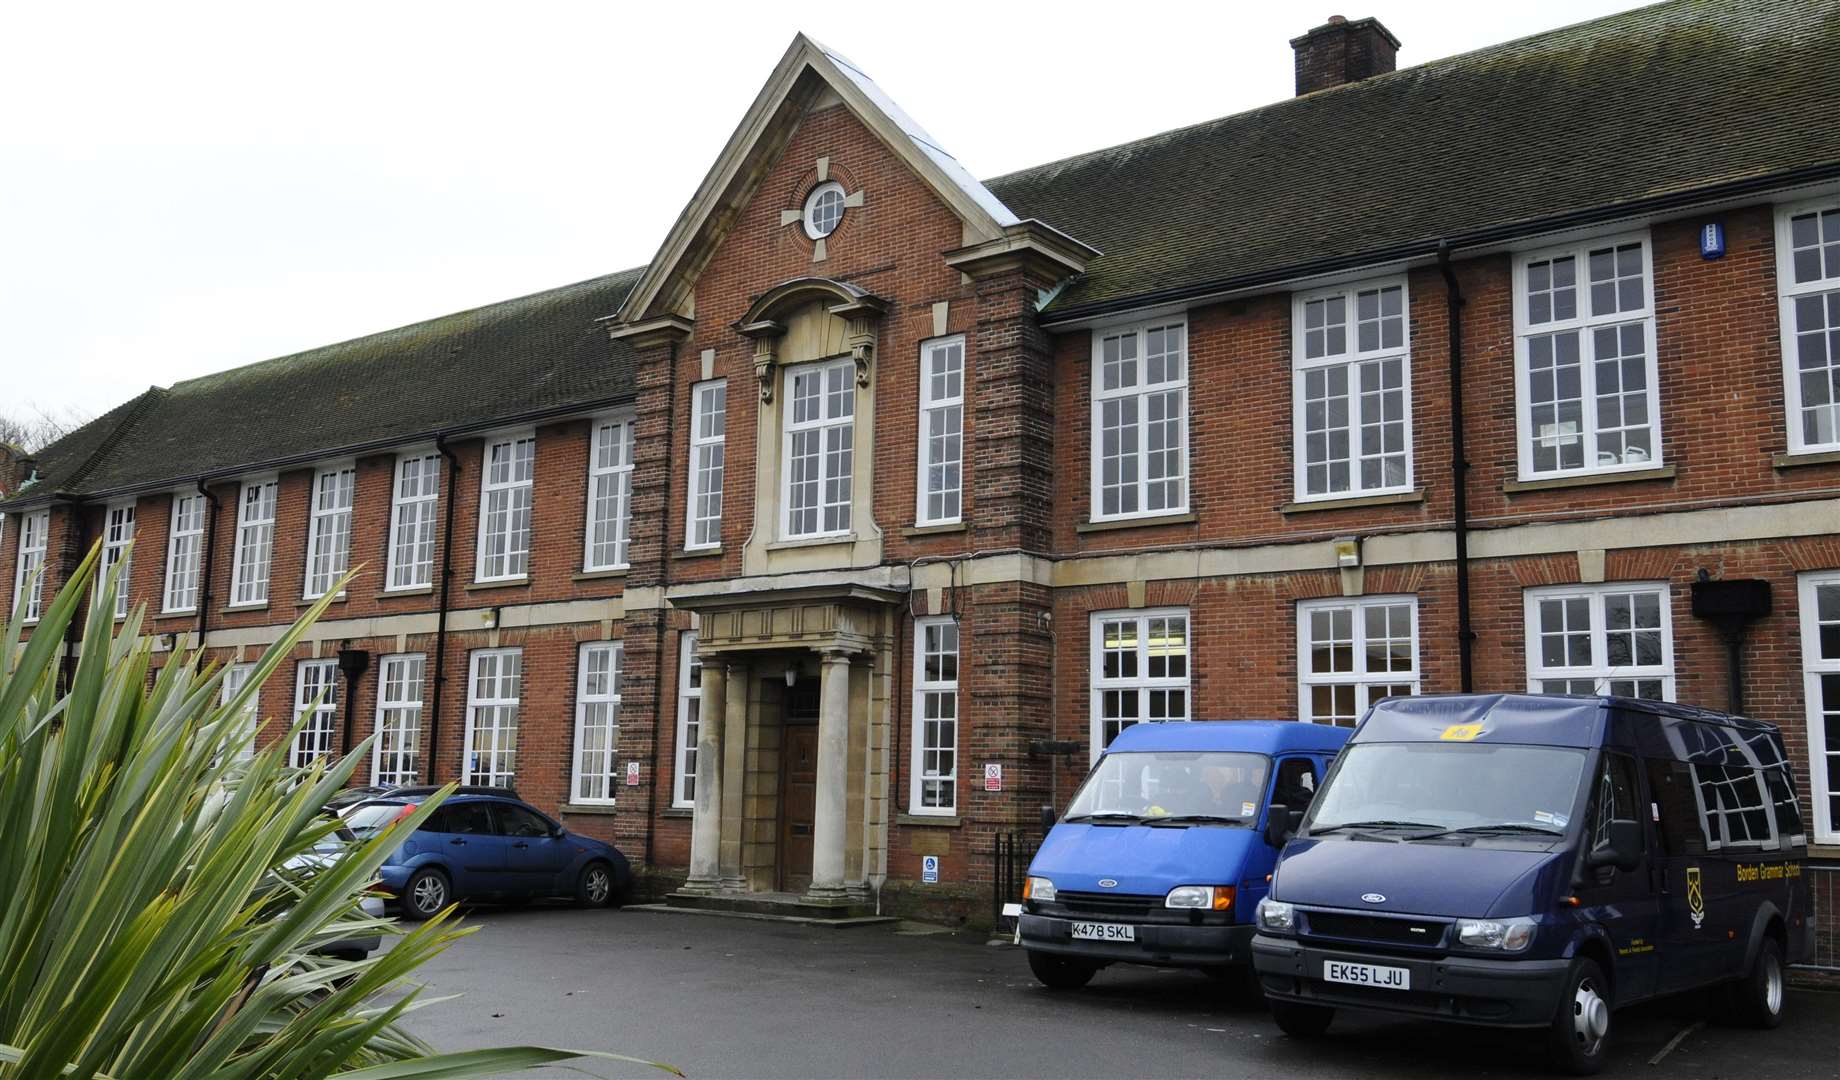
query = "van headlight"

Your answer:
(1456, 916), (1537, 951)
(1023, 876), (1056, 903)
(1256, 898), (1295, 933)
(1165, 885), (1235, 911)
